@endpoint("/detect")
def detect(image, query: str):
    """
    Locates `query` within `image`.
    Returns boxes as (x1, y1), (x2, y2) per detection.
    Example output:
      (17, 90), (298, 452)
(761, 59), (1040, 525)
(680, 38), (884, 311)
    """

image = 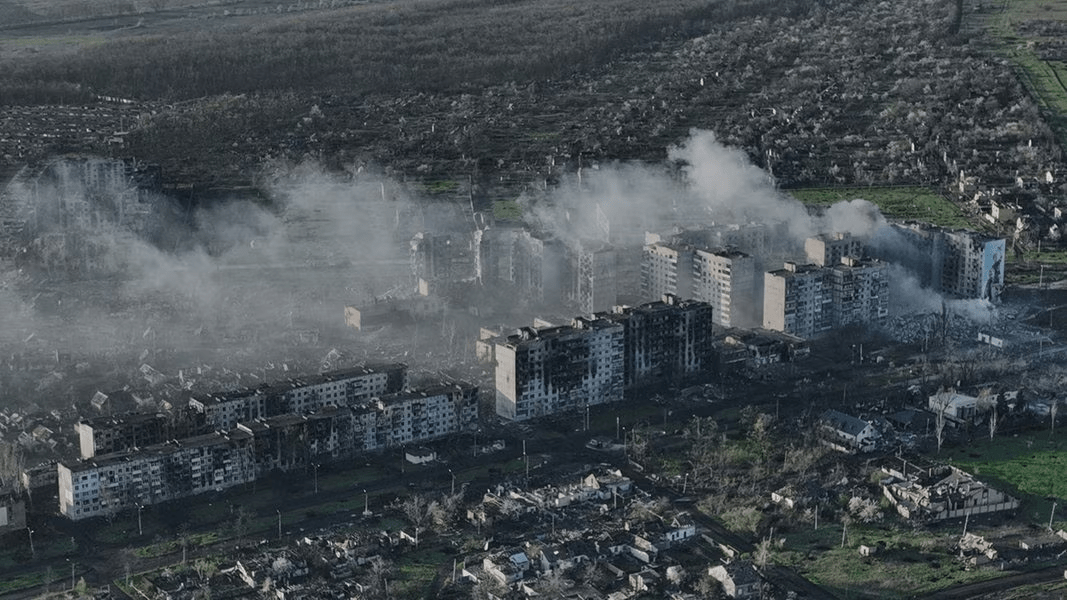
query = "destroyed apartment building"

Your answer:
(879, 464), (1020, 522)
(493, 294), (813, 421)
(494, 294), (719, 421)
(762, 256), (889, 339)
(873, 223), (1006, 302)
(60, 365), (477, 519)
